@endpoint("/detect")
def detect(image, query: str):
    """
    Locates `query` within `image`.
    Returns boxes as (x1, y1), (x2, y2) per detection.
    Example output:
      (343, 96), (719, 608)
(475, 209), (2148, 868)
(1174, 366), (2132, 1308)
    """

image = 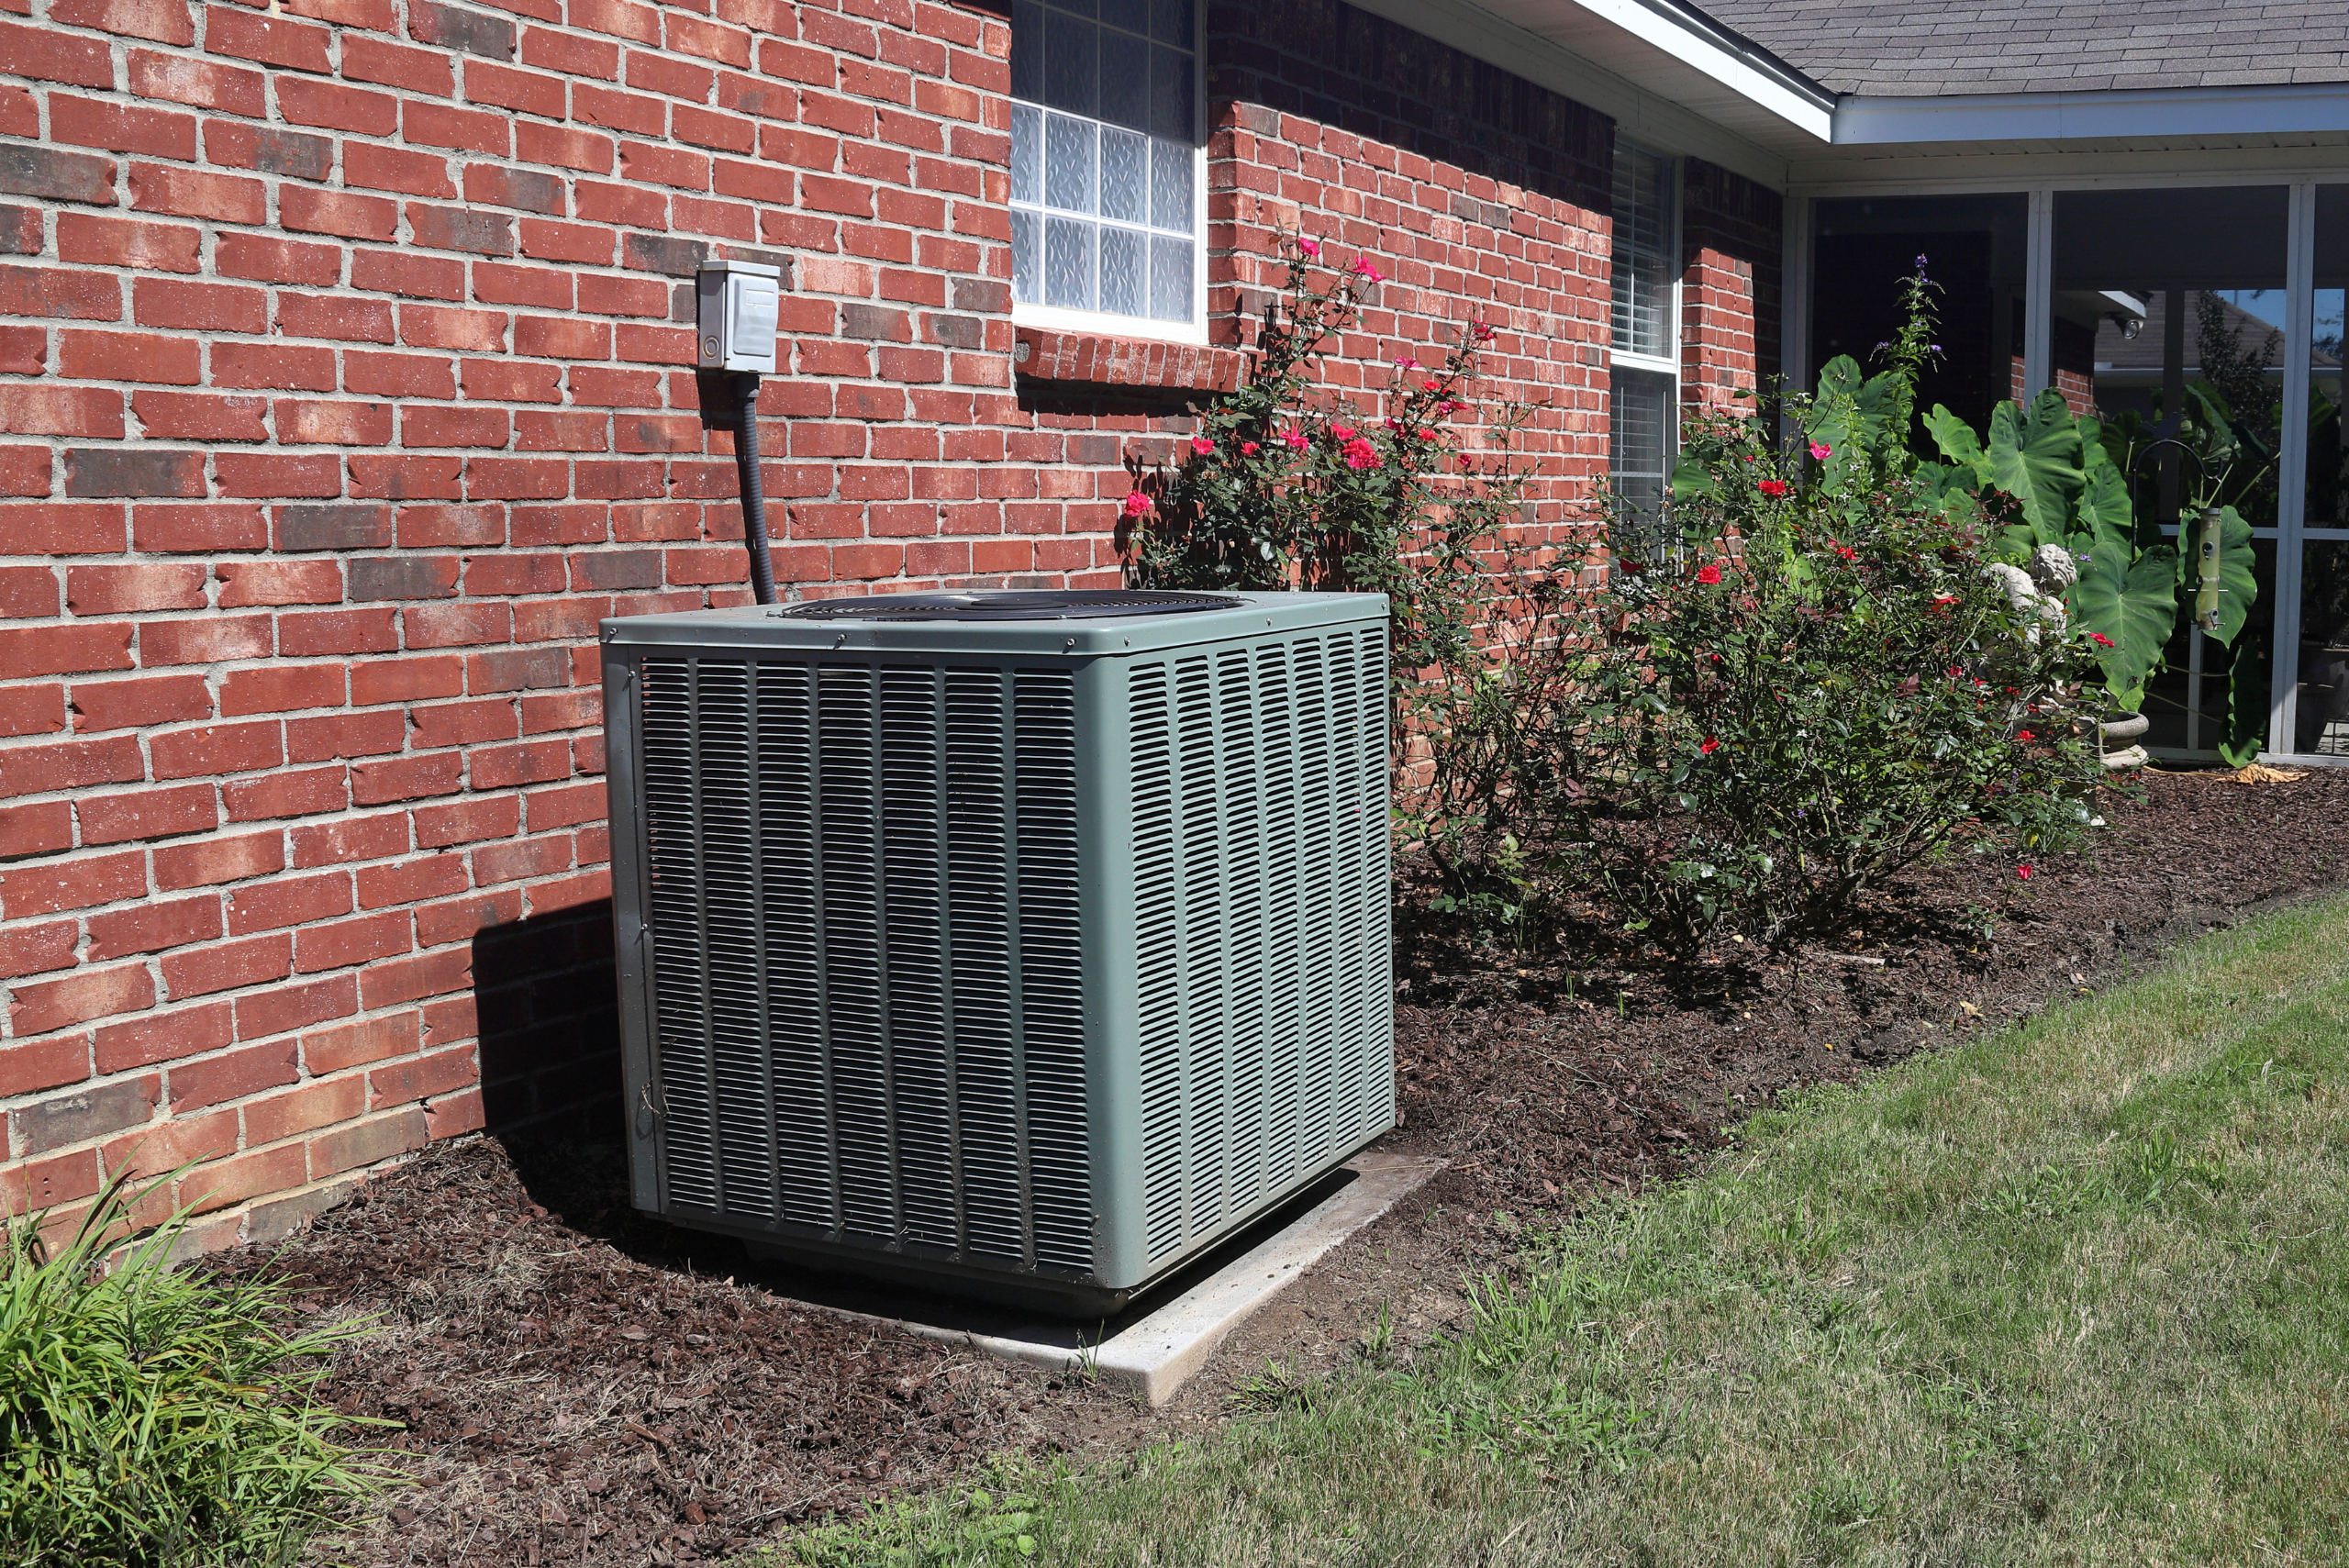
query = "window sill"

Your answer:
(1014, 328), (1244, 394)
